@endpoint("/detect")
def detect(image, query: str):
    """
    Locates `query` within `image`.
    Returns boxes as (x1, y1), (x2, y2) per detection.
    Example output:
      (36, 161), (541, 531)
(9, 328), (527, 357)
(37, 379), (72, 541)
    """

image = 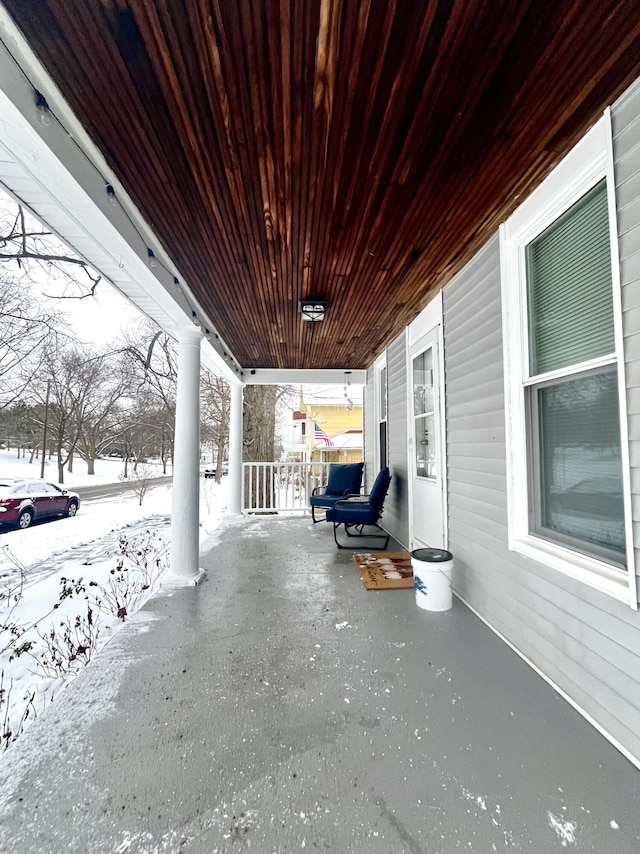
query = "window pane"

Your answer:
(380, 367), (387, 421)
(415, 414), (436, 479)
(379, 421), (387, 469)
(527, 180), (614, 375)
(413, 349), (433, 416)
(534, 371), (626, 562)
